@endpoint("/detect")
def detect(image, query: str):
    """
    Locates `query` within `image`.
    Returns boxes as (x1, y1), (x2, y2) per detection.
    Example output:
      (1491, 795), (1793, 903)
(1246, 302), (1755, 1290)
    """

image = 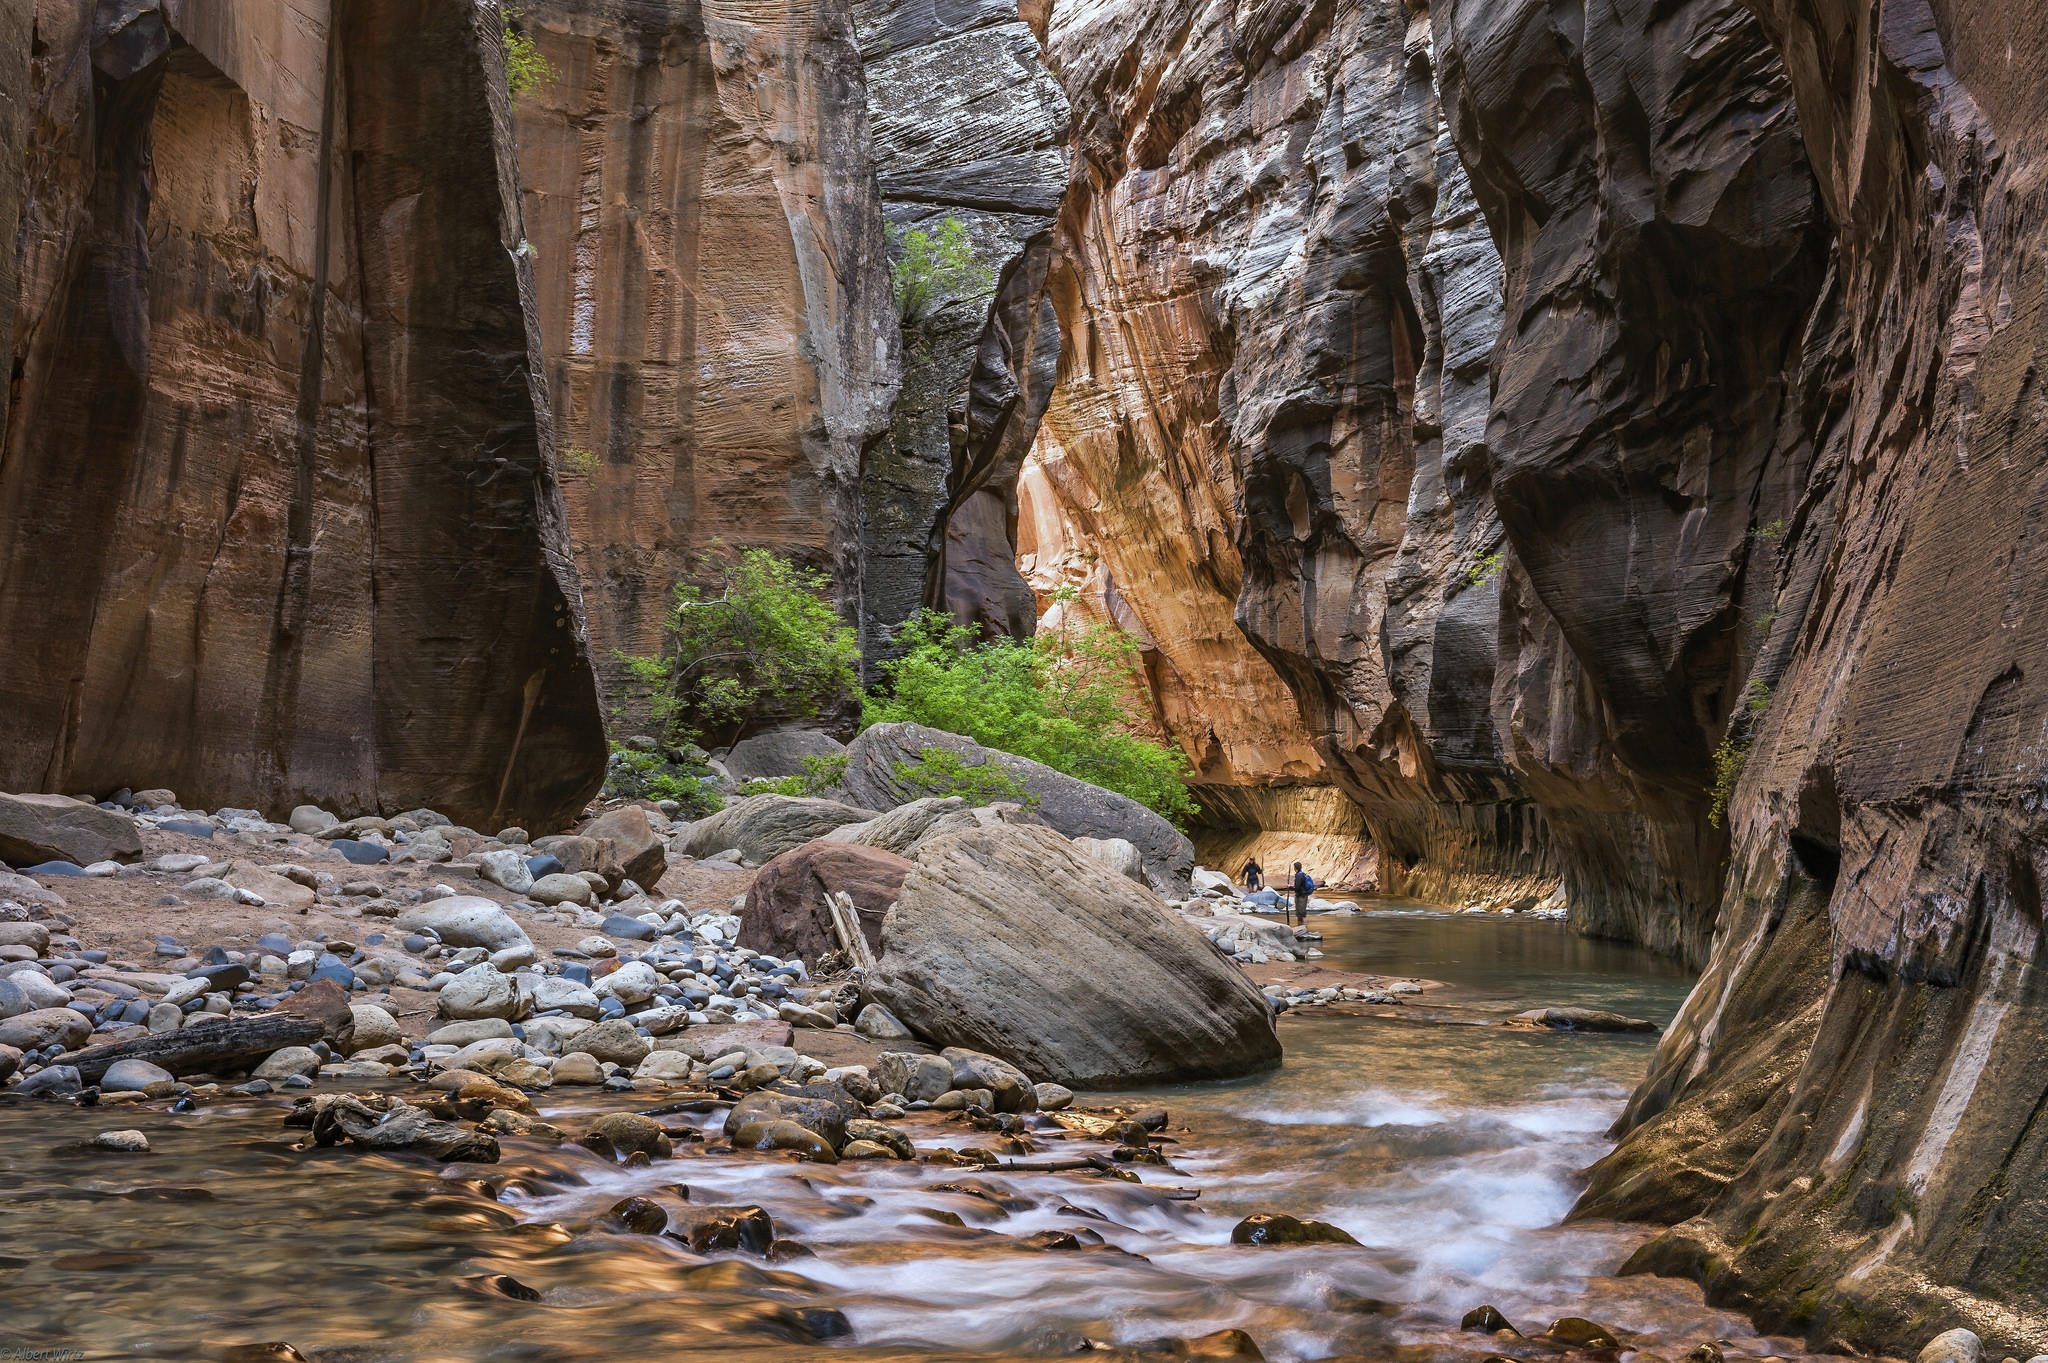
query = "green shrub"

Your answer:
(623, 549), (860, 751)
(866, 602), (1198, 825)
(1708, 738), (1749, 830)
(605, 745), (723, 819)
(890, 747), (1036, 807)
(1463, 550), (1505, 589)
(559, 445), (598, 477)
(737, 753), (850, 799)
(887, 216), (993, 325)
(503, 20), (555, 98)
